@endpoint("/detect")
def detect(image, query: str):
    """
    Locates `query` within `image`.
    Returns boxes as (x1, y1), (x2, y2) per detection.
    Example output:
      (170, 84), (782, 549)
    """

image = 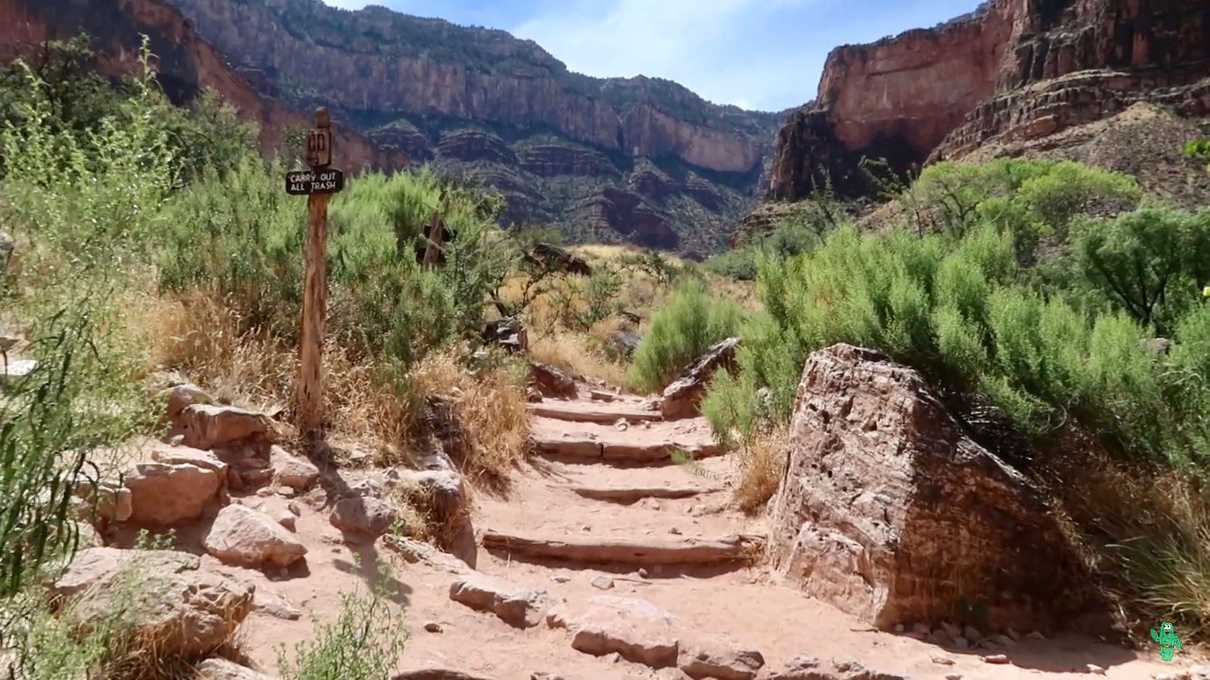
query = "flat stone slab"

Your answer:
(529, 417), (720, 464)
(482, 531), (761, 567)
(528, 399), (662, 424)
(567, 484), (719, 504)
